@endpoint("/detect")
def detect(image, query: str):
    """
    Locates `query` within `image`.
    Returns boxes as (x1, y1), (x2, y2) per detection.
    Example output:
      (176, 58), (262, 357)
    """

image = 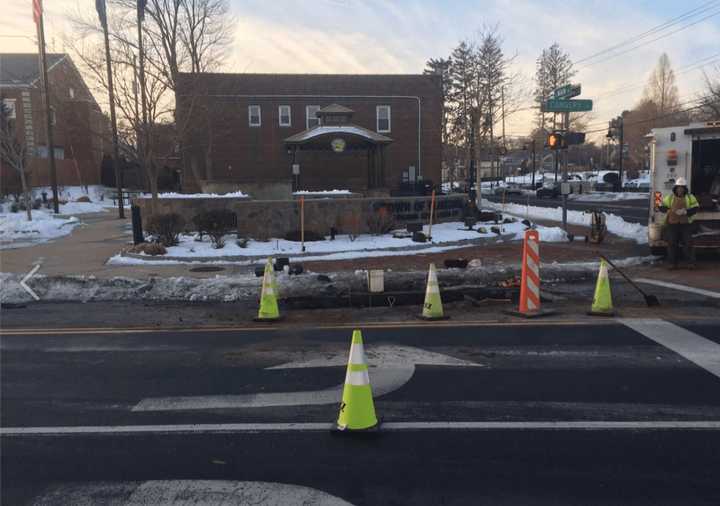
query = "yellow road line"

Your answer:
(0, 318), (646, 336)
